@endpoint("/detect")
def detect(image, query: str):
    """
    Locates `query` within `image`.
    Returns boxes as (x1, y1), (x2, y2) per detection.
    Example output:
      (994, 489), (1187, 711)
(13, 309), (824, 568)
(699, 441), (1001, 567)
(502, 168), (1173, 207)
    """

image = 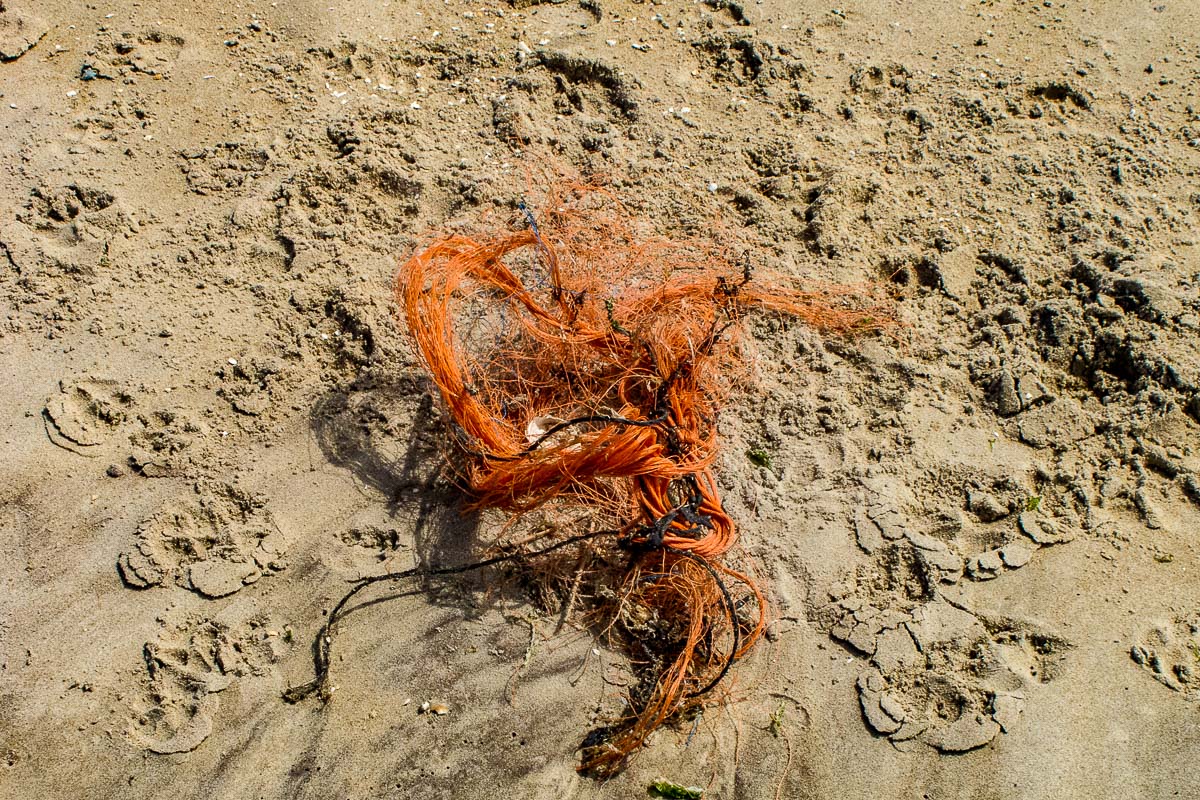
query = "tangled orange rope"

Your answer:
(396, 183), (890, 774)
